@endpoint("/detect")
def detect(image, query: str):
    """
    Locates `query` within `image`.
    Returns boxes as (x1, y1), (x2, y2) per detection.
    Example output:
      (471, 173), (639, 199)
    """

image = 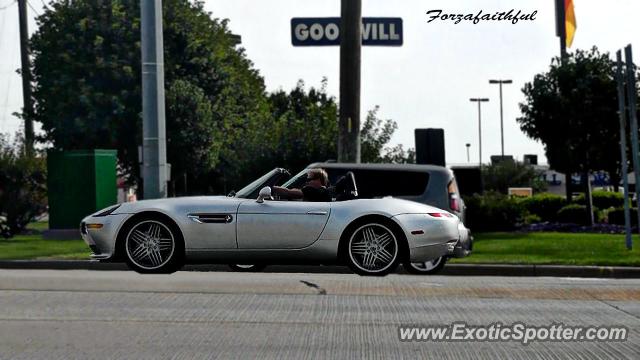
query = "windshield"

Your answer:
(280, 169), (308, 189)
(235, 169), (280, 198)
